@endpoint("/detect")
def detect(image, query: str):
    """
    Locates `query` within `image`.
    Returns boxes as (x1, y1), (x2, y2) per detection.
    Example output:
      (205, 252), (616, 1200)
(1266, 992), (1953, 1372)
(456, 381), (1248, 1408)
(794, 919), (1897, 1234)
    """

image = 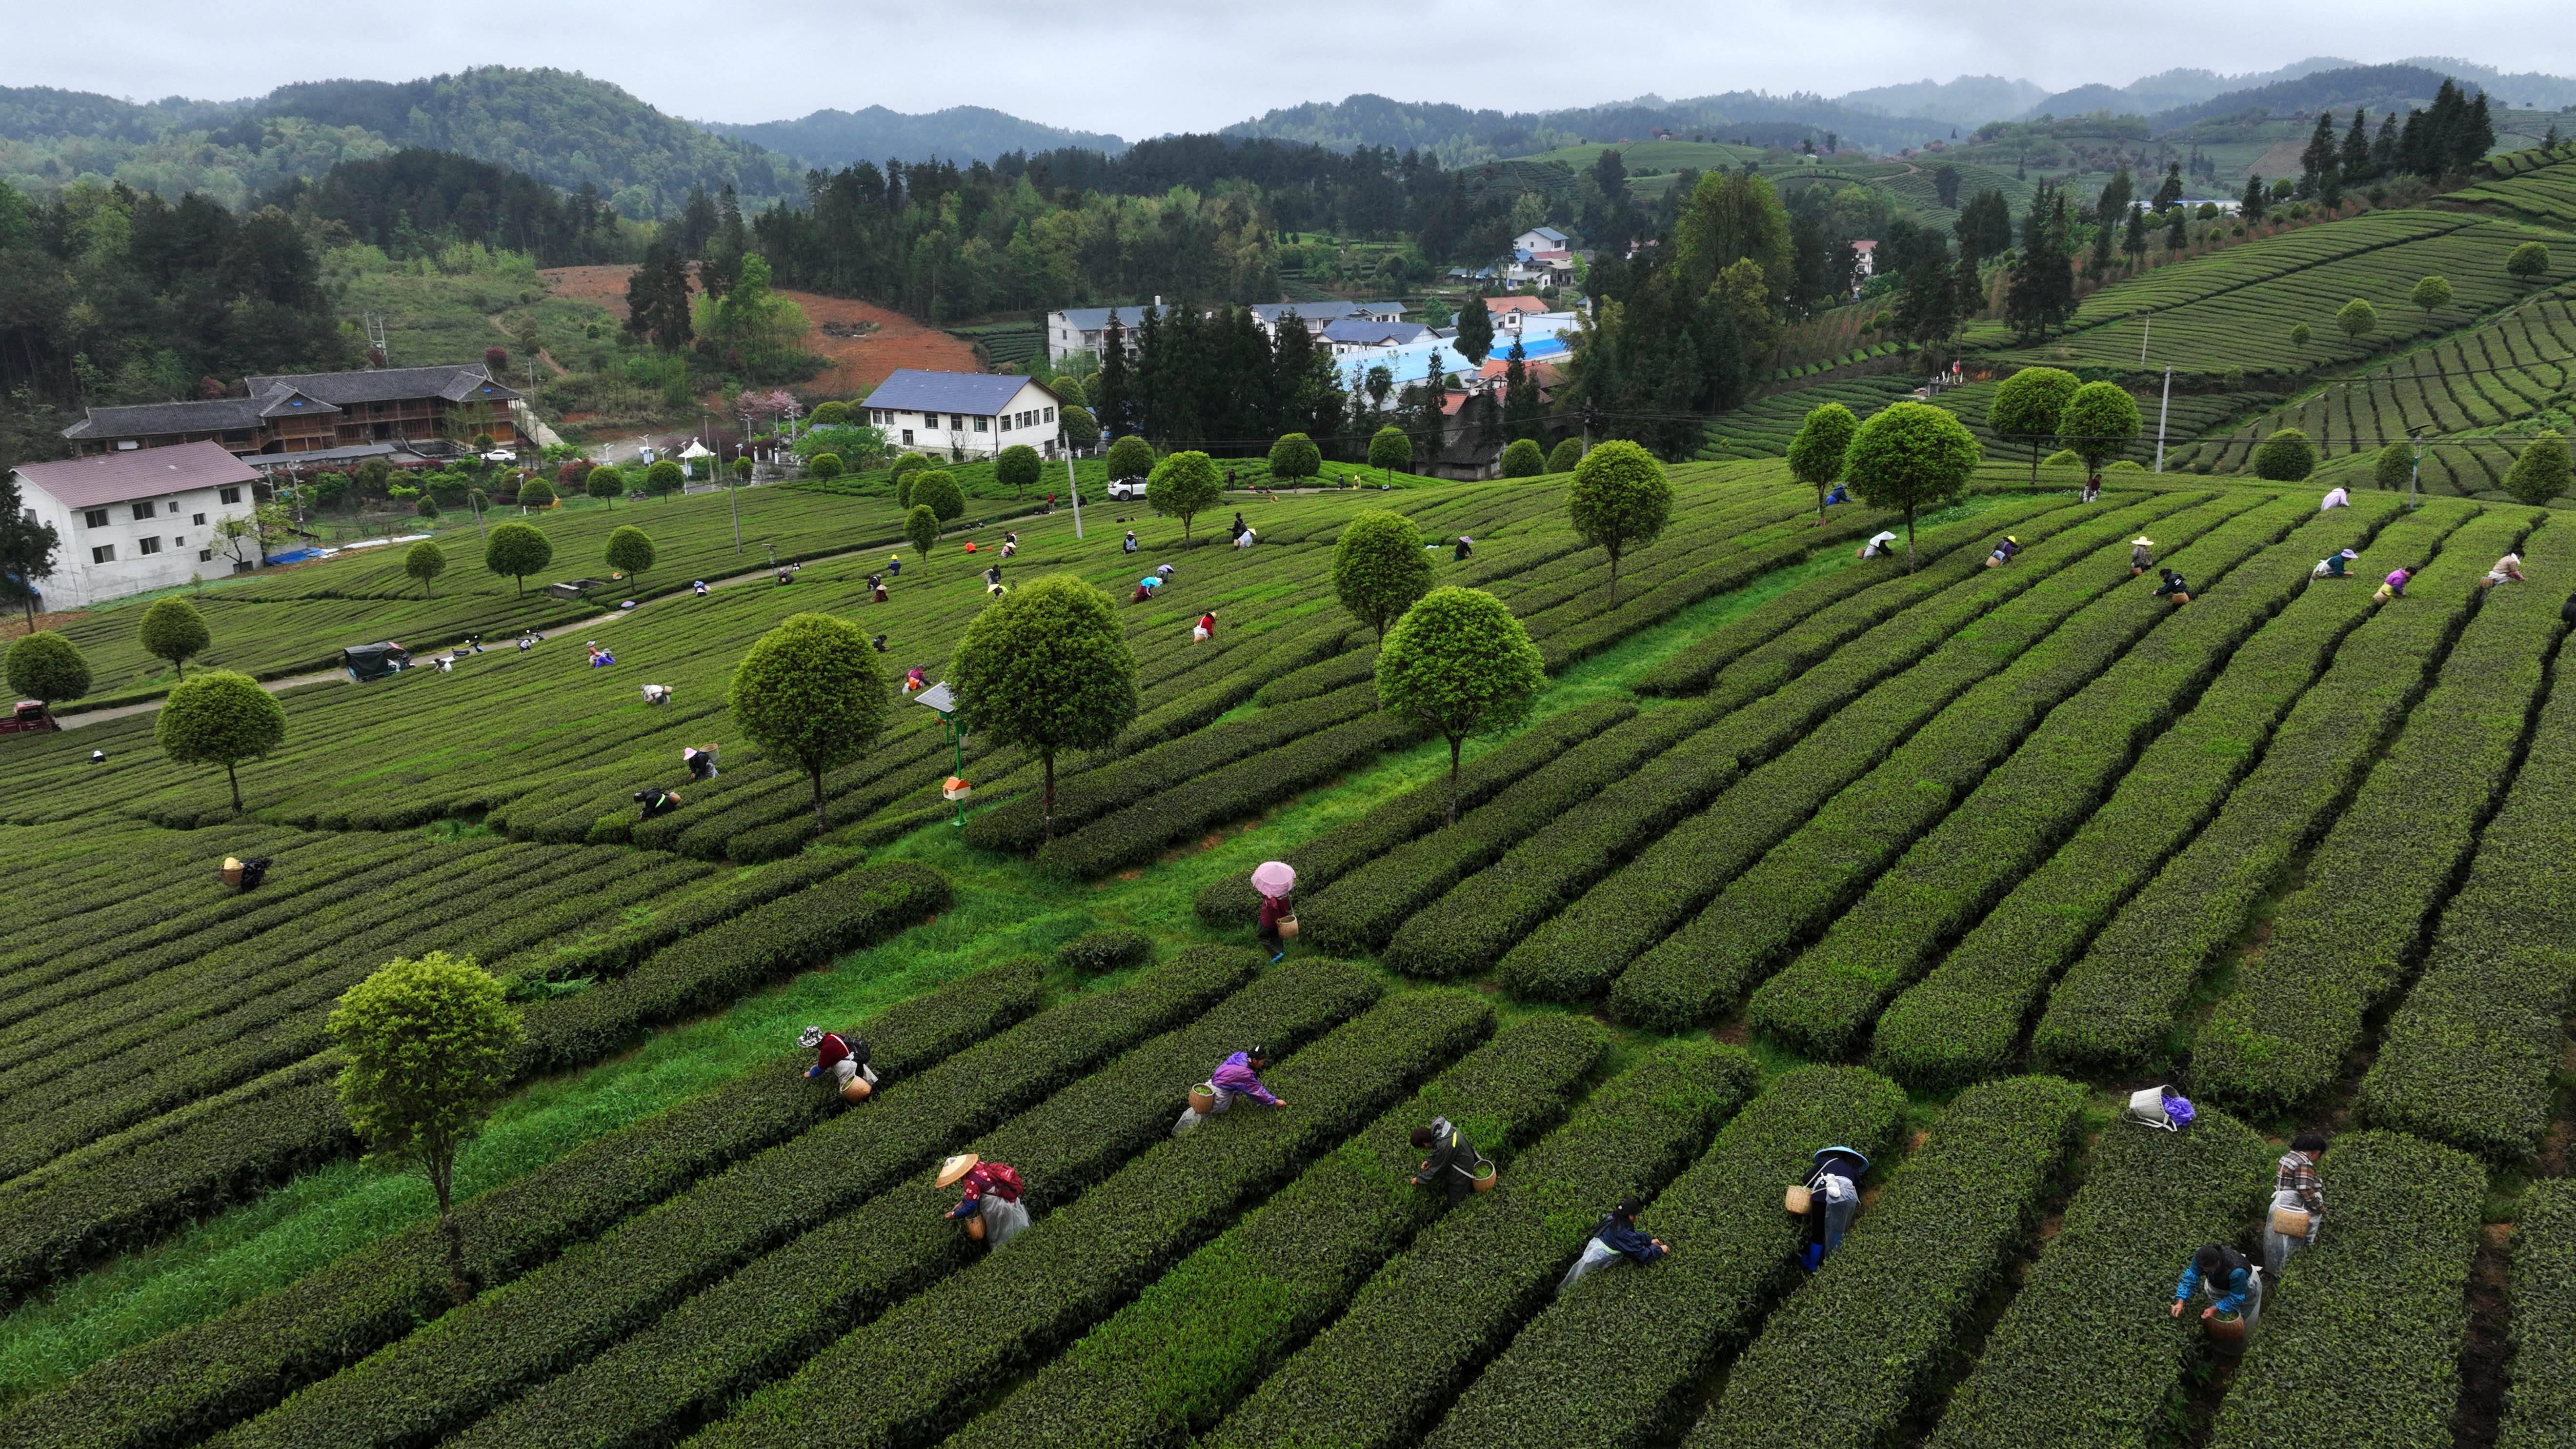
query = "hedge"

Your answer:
(1253, 640), (1377, 706)
(1686, 1075), (2088, 1449)
(0, 963), (1043, 1449)
(1871, 506), (2463, 1086)
(2196, 517), (2570, 1110)
(208, 948), (1270, 1449)
(495, 851), (863, 986)
(2207, 1131), (2487, 1449)
(2033, 508), (2535, 1072)
(1422, 1065), (1911, 1449)
(1111, 625), (1353, 753)
(1926, 1108), (2273, 1449)
(1193, 700), (1635, 928)
(1304, 704), (1710, 955)
(1054, 927), (1152, 974)
(938, 1015), (1610, 1449)
(688, 991), (1498, 1449)
(1203, 1040), (1761, 1449)
(440, 958), (1384, 1449)
(1737, 493), (2340, 1052)
(1519, 493), (2265, 1011)
(2499, 1180), (2576, 1449)
(2358, 604), (2576, 1156)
